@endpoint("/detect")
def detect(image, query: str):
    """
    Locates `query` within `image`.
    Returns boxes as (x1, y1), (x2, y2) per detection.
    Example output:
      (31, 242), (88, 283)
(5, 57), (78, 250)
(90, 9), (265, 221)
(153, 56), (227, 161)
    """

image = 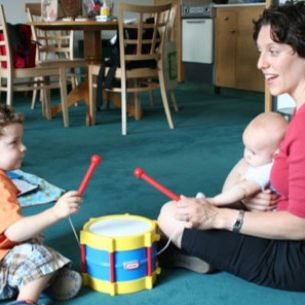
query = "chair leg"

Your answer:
(59, 68), (69, 127)
(42, 86), (52, 120)
(31, 88), (38, 109)
(40, 89), (45, 117)
(31, 77), (40, 109)
(169, 89), (179, 112)
(6, 77), (13, 107)
(88, 65), (96, 125)
(158, 70), (175, 129)
(70, 68), (77, 89)
(121, 78), (127, 135)
(134, 92), (142, 120)
(133, 80), (142, 120)
(148, 79), (155, 106)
